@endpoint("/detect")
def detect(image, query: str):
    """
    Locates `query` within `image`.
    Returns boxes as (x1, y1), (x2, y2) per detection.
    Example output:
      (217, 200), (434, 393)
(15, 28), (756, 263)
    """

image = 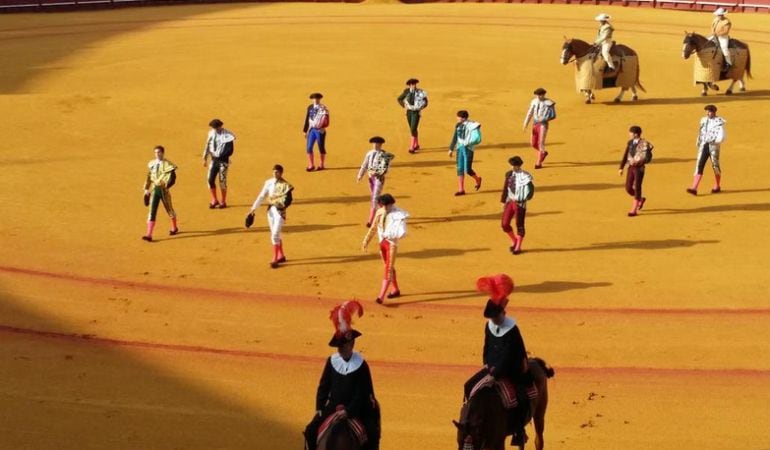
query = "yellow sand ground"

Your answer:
(1, 3), (769, 449)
